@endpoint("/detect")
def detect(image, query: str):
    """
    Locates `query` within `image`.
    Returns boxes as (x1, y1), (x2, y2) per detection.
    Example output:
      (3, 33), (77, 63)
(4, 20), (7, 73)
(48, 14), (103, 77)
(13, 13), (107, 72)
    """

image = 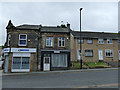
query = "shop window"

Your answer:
(85, 50), (93, 57)
(12, 57), (30, 69)
(51, 54), (67, 67)
(105, 49), (113, 57)
(58, 37), (65, 47)
(19, 34), (27, 46)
